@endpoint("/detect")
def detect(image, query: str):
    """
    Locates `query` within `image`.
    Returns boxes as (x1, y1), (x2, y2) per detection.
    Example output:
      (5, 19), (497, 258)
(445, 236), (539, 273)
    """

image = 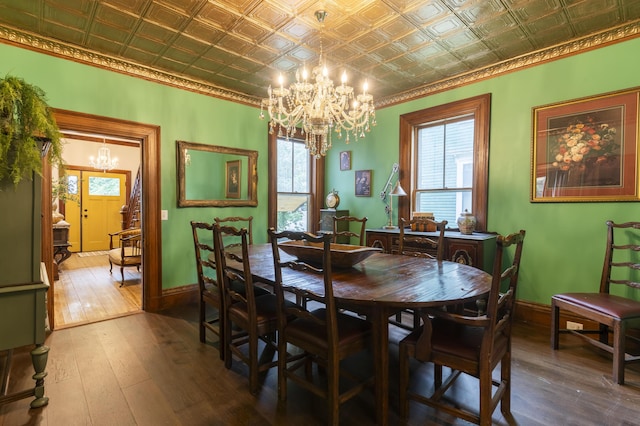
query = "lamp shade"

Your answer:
(391, 182), (407, 196)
